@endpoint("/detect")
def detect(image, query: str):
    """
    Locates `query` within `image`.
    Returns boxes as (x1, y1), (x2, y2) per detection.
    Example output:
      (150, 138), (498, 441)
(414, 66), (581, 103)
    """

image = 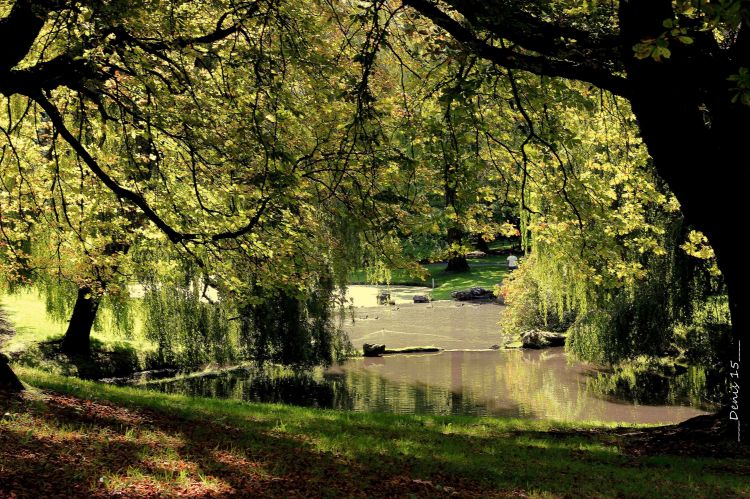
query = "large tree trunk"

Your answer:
(445, 255), (470, 272)
(0, 353), (23, 392)
(61, 286), (100, 356)
(621, 0), (748, 441)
